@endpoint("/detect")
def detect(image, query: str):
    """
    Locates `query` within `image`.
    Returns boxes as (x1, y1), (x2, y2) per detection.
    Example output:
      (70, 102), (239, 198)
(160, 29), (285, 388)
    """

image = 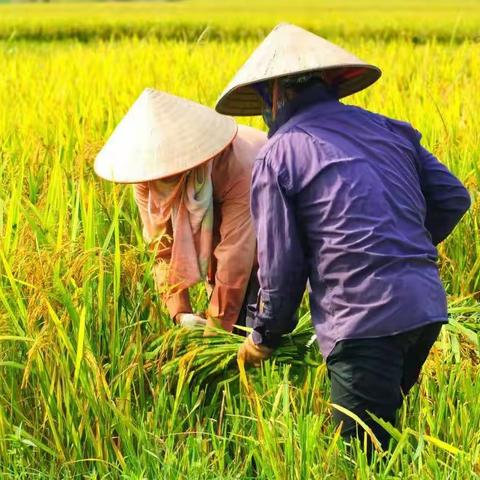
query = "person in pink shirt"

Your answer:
(95, 88), (266, 331)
